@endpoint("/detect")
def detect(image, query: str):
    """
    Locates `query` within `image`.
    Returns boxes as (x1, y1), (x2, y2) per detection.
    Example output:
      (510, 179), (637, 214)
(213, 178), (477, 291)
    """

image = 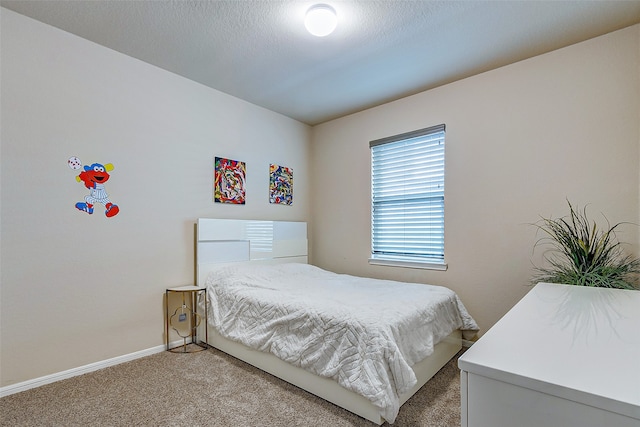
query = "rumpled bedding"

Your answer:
(205, 263), (478, 423)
